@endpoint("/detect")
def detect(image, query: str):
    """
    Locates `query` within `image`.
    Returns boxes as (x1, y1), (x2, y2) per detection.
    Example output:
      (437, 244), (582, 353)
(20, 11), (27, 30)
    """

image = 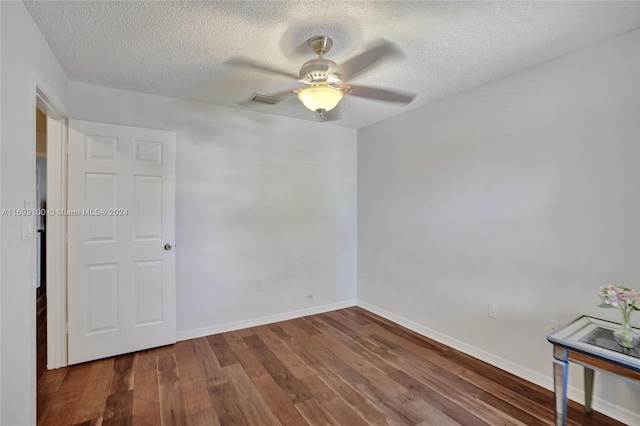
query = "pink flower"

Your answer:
(599, 285), (640, 312)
